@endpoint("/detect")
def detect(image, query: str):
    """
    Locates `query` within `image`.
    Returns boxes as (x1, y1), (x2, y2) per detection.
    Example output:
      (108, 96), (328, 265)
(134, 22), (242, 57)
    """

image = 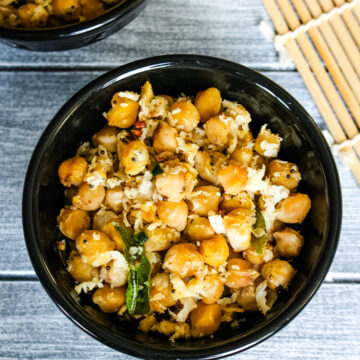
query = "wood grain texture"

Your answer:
(0, 70), (359, 276)
(0, 281), (359, 359)
(0, 0), (293, 70)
